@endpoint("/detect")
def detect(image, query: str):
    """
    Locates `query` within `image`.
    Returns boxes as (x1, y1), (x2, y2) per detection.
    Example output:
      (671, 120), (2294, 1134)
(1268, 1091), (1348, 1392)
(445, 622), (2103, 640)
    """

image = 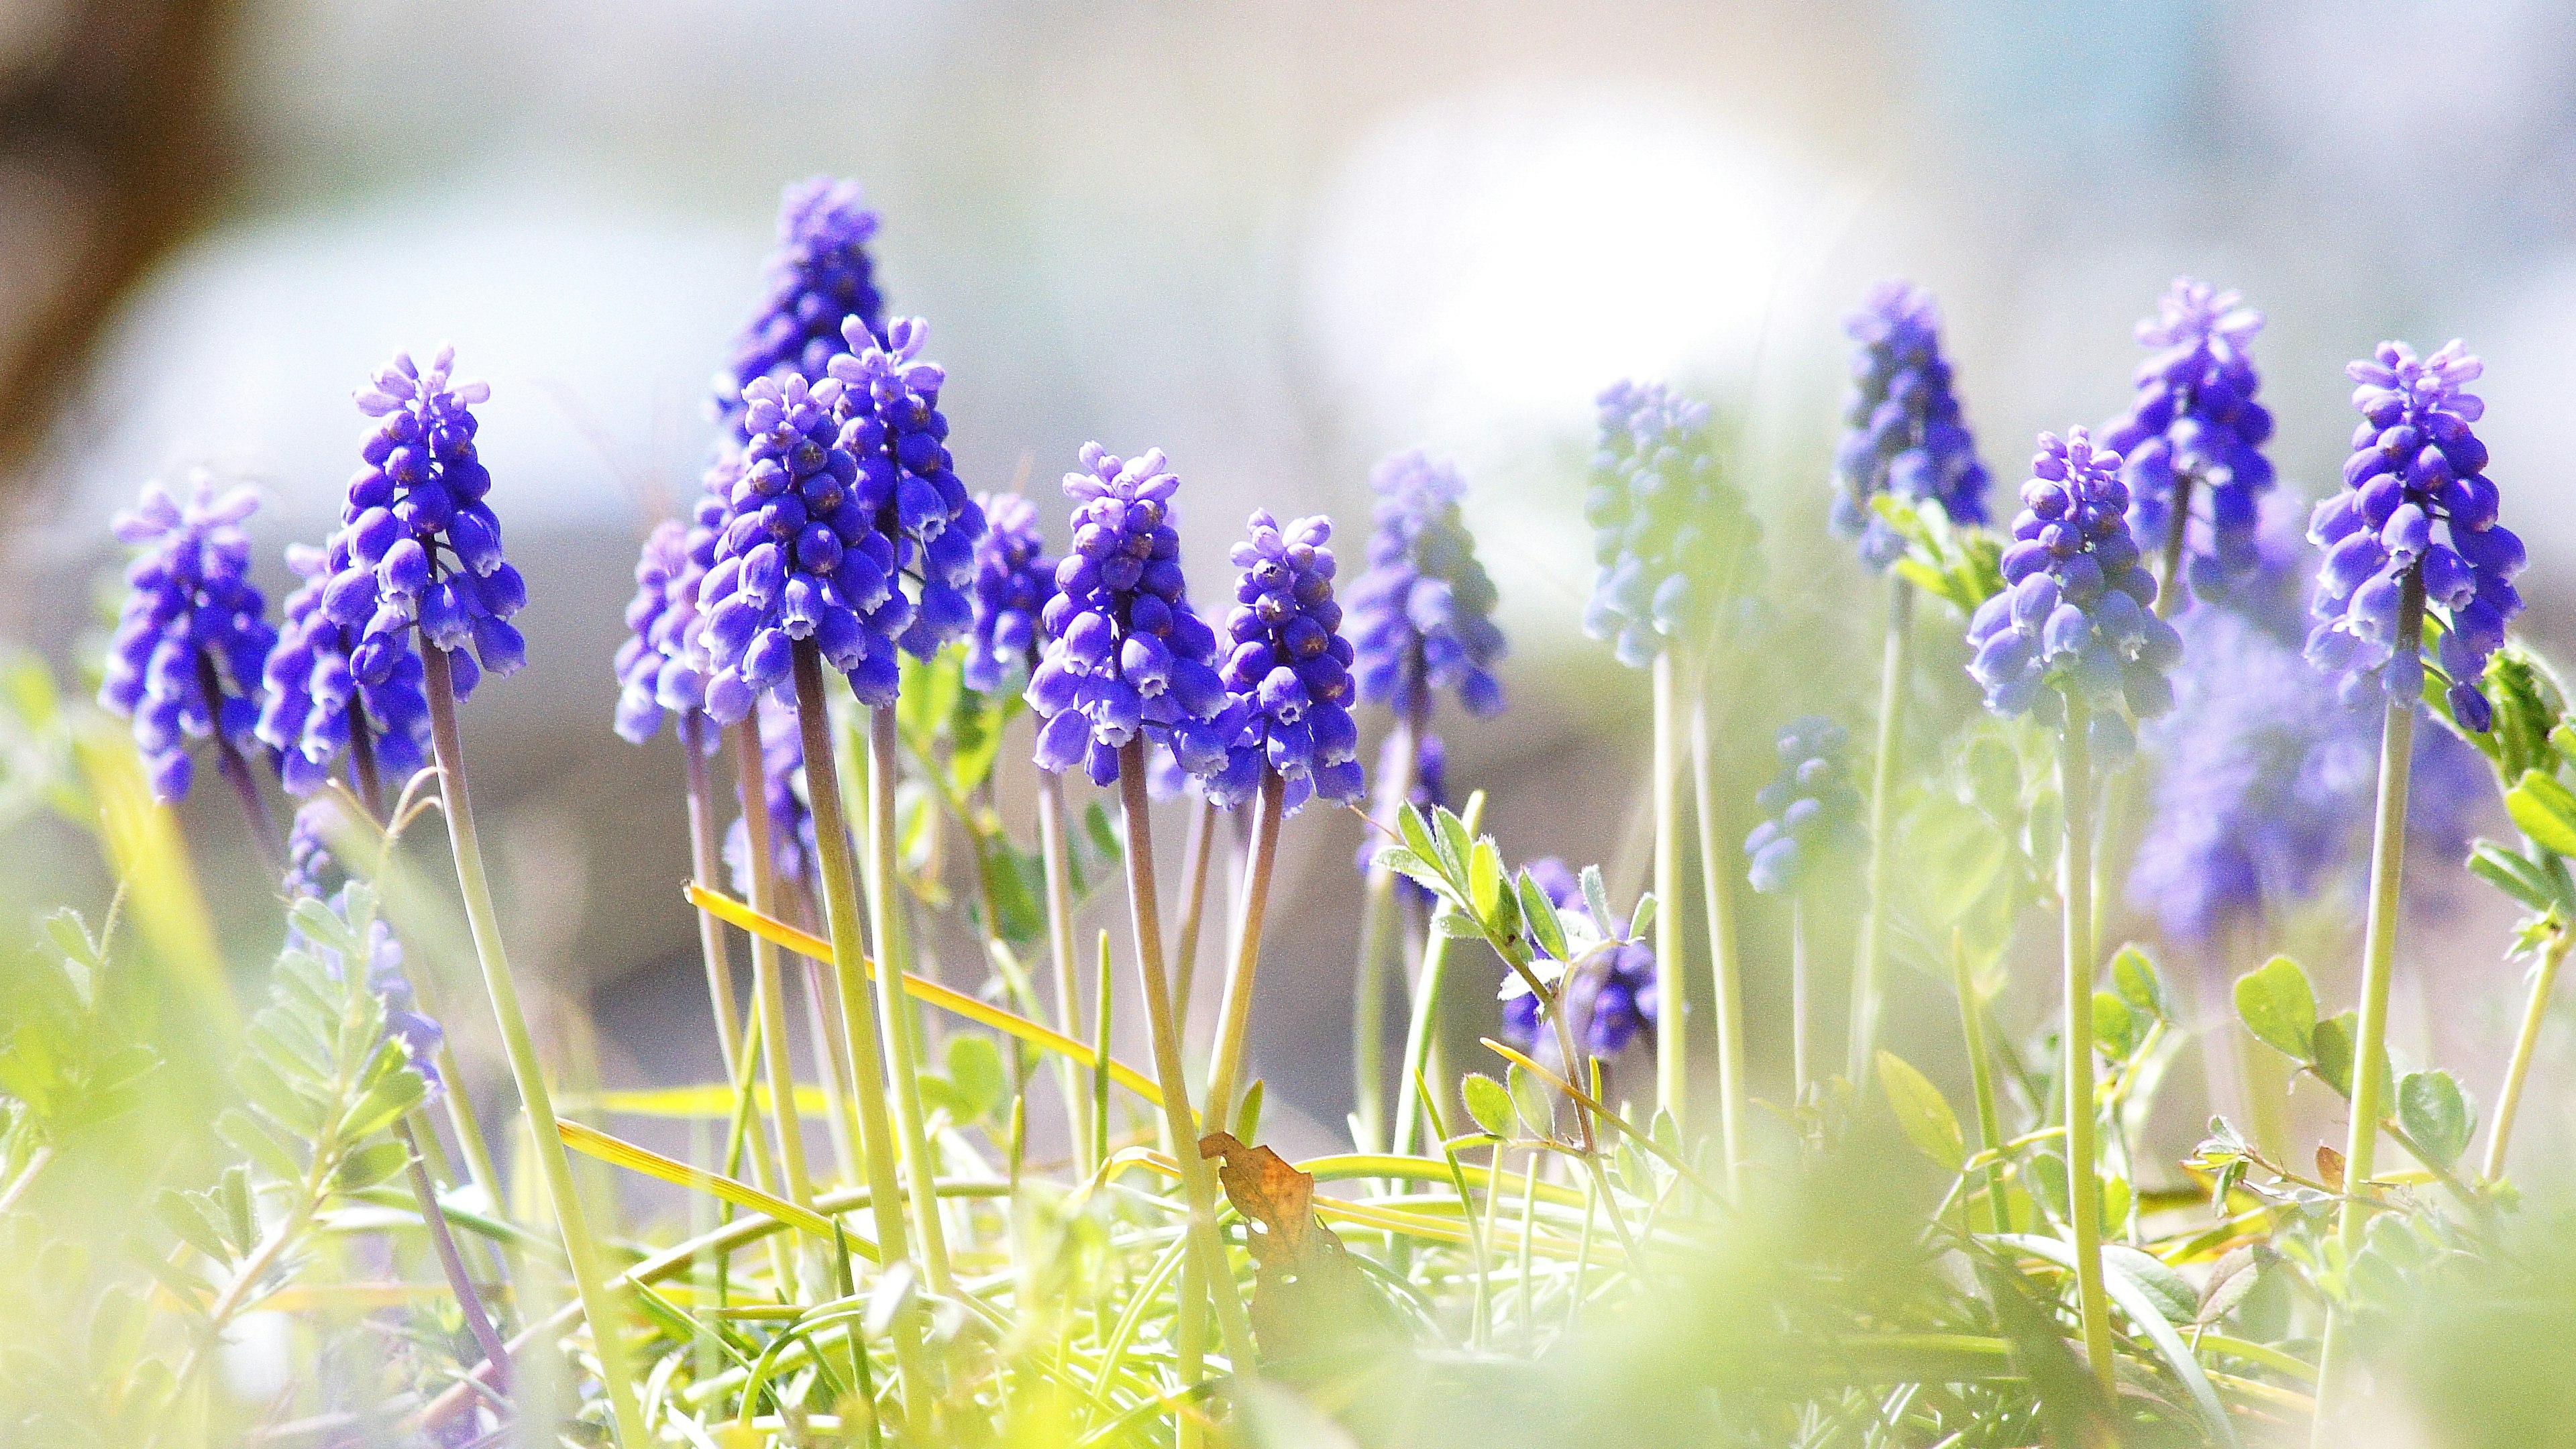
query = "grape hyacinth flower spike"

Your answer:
(964, 490), (1057, 694)
(1964, 426), (2174, 1393)
(612, 519), (710, 745)
(1583, 379), (1758, 1162)
(2308, 341), (2523, 1438)
(328, 350), (645, 1449)
(1202, 508), (1364, 1132)
(2100, 279), (2275, 614)
(1499, 859), (1657, 1061)
(99, 473), (282, 847)
(727, 176), (886, 400)
(258, 543), (433, 809)
(1743, 716), (1862, 1092)
(1833, 281), (1990, 571)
